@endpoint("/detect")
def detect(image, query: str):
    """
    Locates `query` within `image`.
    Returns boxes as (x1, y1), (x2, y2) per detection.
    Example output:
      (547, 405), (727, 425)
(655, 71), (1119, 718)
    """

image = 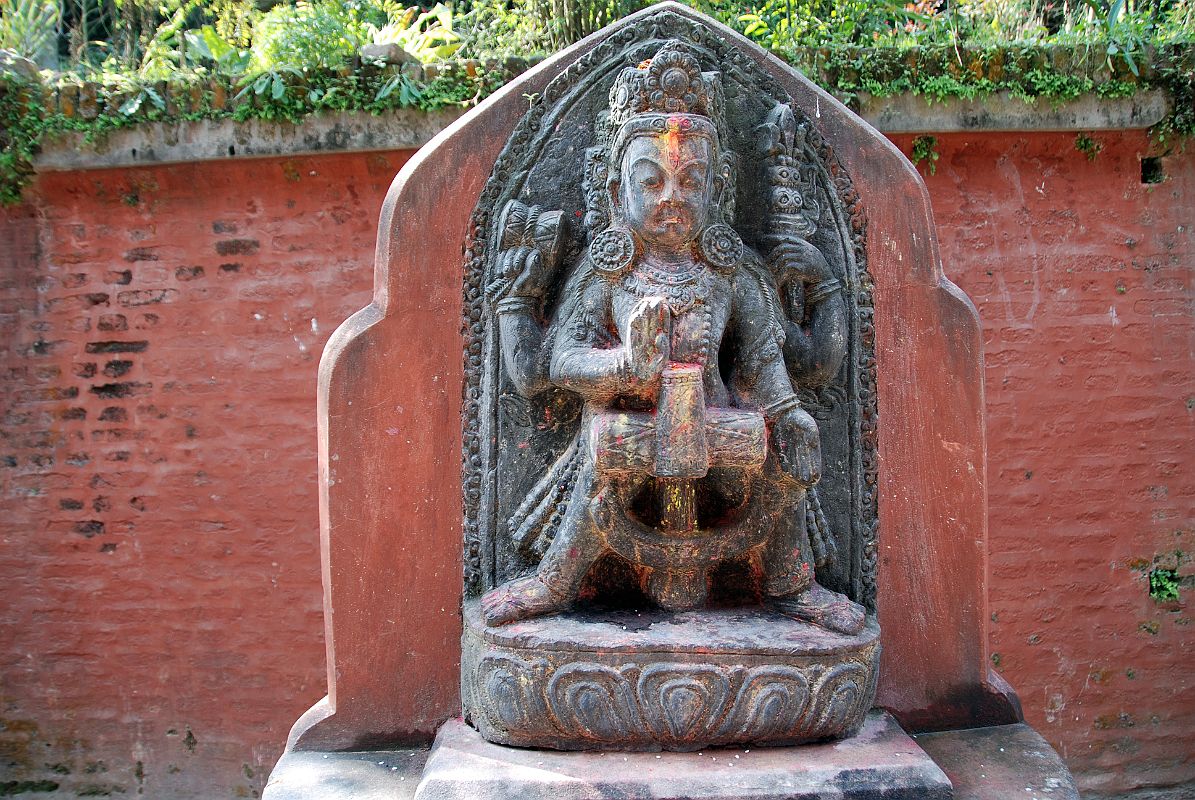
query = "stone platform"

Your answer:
(413, 713), (951, 800)
(263, 717), (1081, 800)
(462, 600), (881, 751)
